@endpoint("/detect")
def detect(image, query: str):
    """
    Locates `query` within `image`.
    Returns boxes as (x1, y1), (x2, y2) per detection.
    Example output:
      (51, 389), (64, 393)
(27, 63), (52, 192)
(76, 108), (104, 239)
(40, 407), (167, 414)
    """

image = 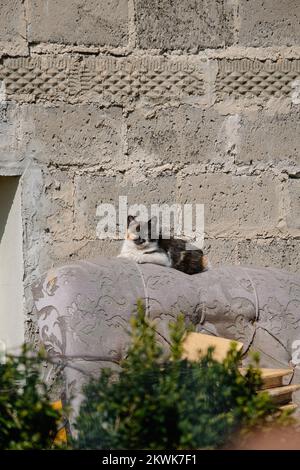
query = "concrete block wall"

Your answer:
(0, 1), (299, 341)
